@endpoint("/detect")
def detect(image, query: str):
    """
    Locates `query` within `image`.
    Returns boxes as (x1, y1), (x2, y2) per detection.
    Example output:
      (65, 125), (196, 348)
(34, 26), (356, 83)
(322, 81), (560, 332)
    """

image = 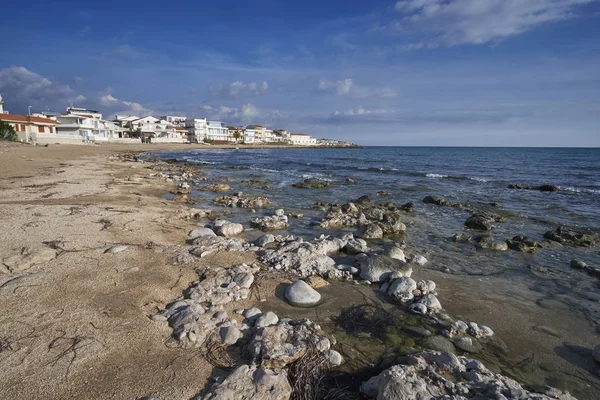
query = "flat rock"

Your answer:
(285, 280), (321, 307)
(255, 311), (279, 328)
